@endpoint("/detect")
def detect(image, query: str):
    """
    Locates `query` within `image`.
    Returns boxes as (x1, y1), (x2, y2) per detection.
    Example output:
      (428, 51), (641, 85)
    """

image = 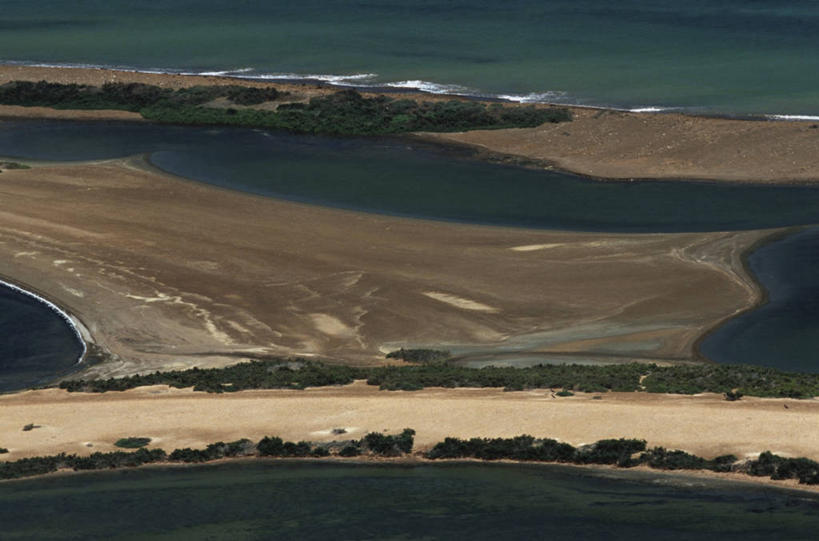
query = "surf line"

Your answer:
(0, 278), (87, 364)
